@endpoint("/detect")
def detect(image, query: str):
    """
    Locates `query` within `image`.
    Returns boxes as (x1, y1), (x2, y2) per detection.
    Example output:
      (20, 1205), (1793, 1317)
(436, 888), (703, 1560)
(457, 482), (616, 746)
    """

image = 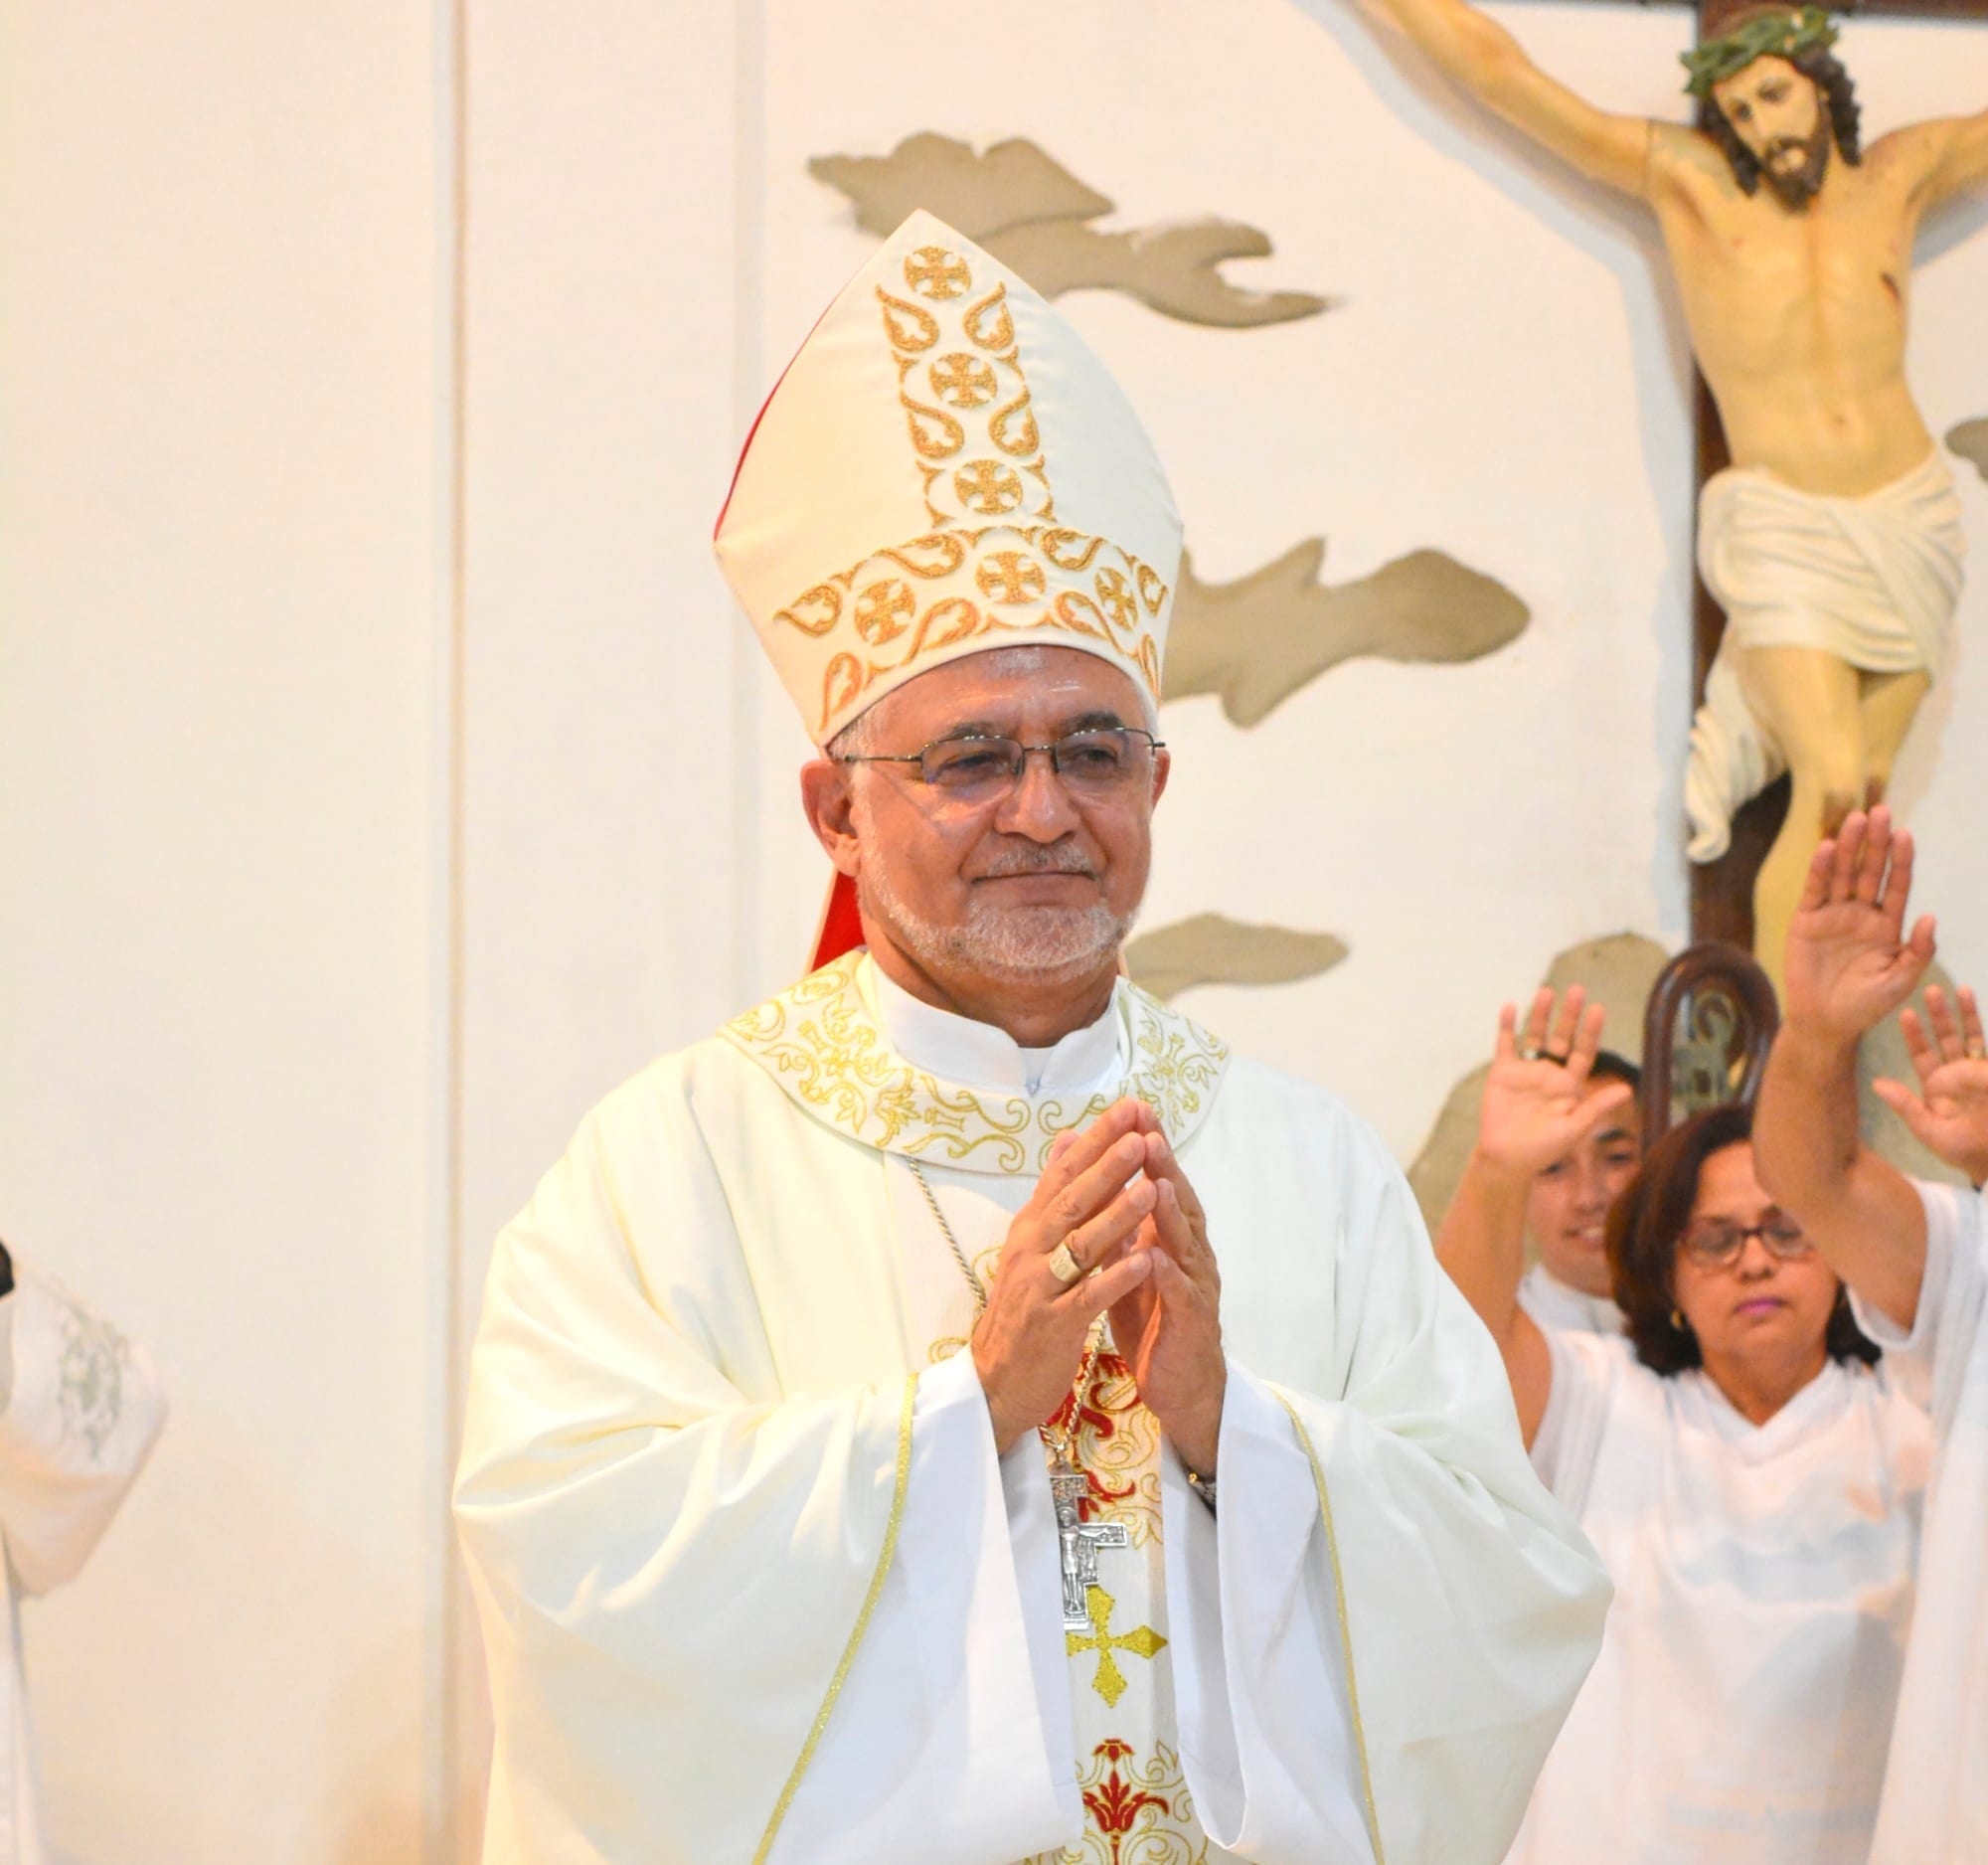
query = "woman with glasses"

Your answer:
(1437, 987), (1932, 1865)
